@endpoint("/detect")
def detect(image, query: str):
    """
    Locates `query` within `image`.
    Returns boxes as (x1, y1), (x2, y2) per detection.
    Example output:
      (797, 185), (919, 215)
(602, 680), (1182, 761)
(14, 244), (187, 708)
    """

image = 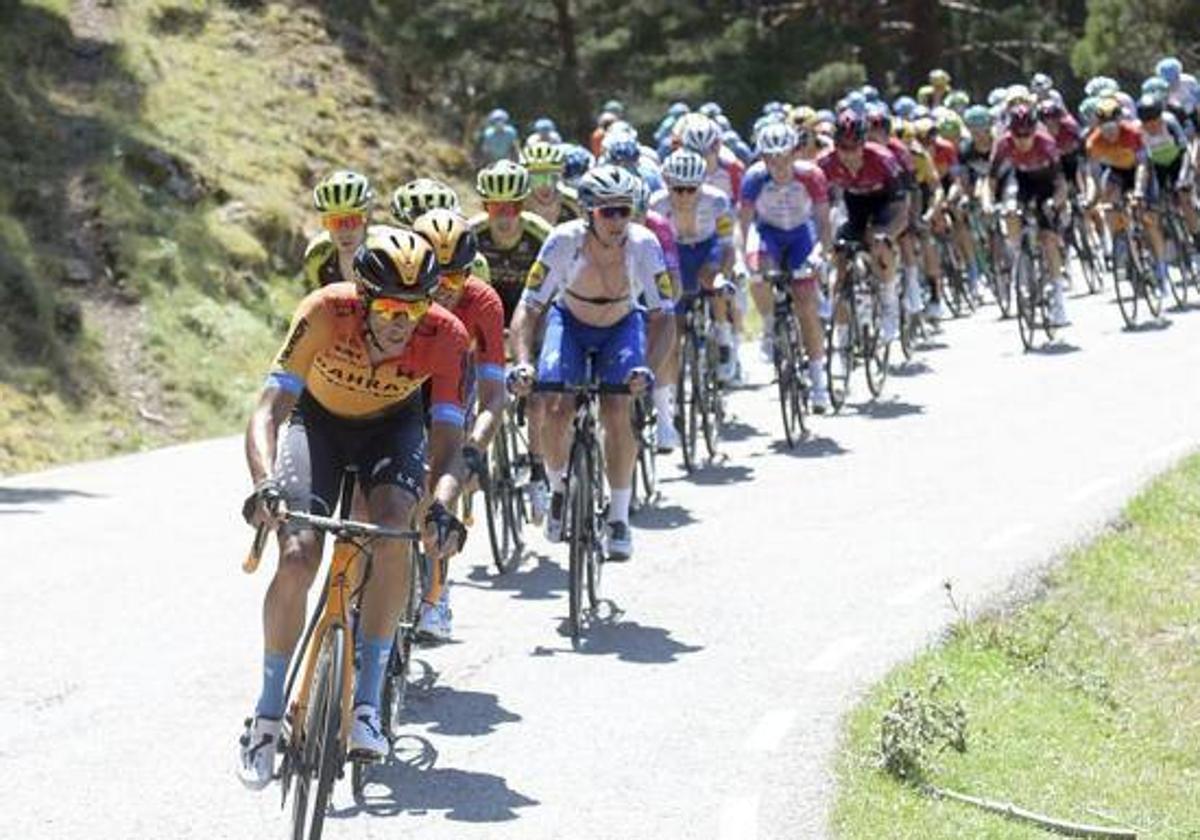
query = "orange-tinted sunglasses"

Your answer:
(439, 269), (470, 291)
(321, 211), (367, 232)
(369, 296), (430, 321)
(484, 201), (521, 218)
